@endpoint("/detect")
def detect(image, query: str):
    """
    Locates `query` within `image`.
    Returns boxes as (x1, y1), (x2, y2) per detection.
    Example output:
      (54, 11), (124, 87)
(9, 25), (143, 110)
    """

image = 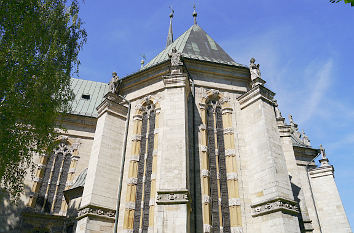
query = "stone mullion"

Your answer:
(141, 111), (156, 232)
(61, 153), (79, 214)
(213, 110), (223, 229)
(51, 151), (67, 213)
(206, 105), (220, 232)
(66, 149), (80, 189)
(45, 152), (64, 212)
(216, 106), (231, 233)
(222, 109), (242, 228)
(28, 155), (48, 207)
(41, 152), (60, 211)
(133, 113), (148, 233)
(36, 153), (55, 210)
(149, 109), (159, 229)
(198, 106), (211, 230)
(124, 116), (143, 230)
